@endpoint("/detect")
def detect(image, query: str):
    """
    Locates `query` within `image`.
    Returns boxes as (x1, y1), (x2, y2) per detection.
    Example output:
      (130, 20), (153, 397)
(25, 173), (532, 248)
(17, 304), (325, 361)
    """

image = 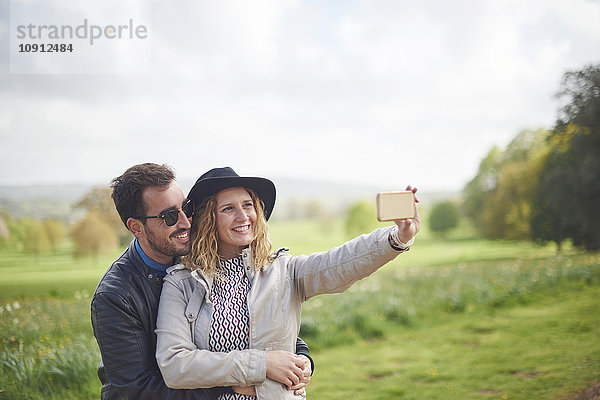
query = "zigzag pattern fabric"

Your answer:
(209, 256), (254, 399)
